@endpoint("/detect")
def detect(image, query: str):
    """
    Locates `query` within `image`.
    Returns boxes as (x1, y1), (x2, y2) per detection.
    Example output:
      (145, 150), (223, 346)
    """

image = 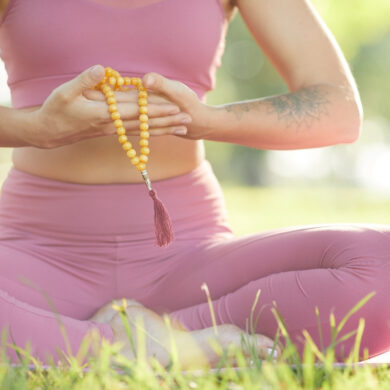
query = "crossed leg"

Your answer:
(2, 224), (390, 364)
(139, 224), (390, 361)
